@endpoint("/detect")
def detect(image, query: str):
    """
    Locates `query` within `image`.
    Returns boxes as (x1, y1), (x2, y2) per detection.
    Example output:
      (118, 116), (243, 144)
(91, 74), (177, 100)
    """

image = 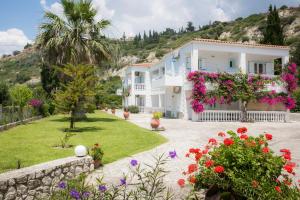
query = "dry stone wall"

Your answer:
(0, 156), (94, 200)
